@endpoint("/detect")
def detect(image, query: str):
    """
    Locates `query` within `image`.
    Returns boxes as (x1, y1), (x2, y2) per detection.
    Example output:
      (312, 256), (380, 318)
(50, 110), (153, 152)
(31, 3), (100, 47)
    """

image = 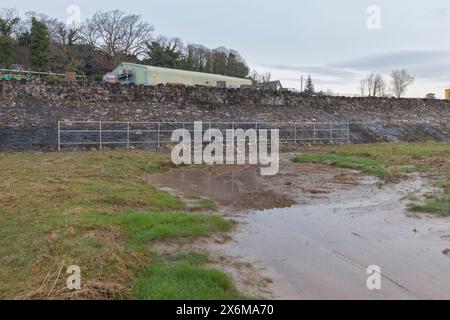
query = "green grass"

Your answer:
(293, 142), (450, 216)
(292, 154), (388, 178)
(188, 197), (218, 211)
(0, 151), (241, 299)
(60, 211), (233, 250)
(318, 142), (450, 167)
(134, 252), (248, 300)
(408, 197), (450, 217)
